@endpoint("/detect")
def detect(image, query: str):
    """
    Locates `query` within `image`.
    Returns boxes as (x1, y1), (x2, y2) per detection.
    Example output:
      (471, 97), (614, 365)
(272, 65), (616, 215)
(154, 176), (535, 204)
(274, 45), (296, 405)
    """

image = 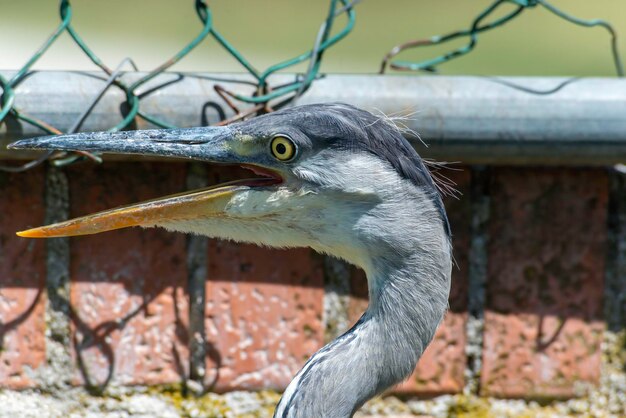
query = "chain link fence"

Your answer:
(0, 0), (356, 172)
(1, 0), (623, 173)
